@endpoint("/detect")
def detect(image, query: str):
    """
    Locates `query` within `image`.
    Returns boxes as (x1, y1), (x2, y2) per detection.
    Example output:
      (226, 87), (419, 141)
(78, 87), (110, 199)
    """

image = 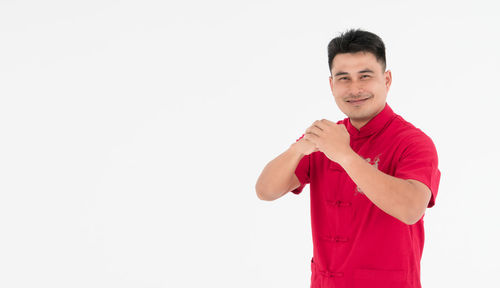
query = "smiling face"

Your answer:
(329, 51), (392, 130)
